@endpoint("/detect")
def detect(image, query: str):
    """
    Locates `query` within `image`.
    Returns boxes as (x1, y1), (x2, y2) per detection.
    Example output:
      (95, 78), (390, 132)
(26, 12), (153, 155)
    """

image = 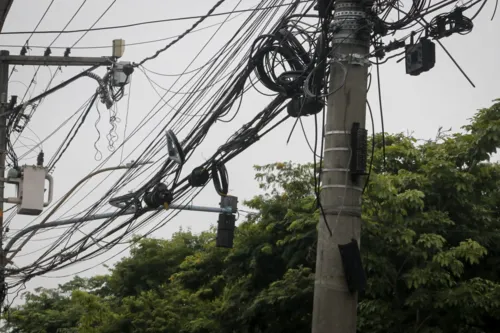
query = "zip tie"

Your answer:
(322, 168), (350, 172)
(324, 147), (349, 152)
(323, 184), (363, 192)
(325, 130), (350, 135)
